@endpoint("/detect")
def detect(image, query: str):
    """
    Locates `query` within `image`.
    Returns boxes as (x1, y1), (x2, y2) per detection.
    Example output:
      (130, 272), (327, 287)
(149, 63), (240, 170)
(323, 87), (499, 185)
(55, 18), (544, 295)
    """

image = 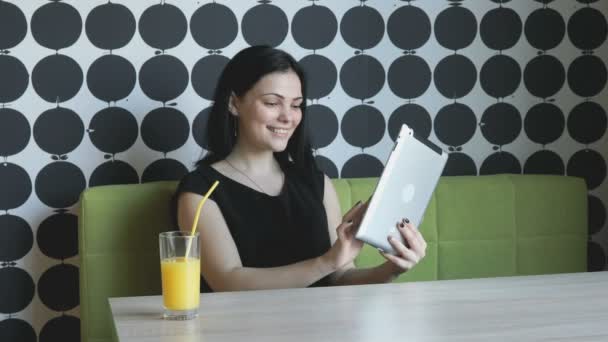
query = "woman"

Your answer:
(171, 45), (427, 292)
